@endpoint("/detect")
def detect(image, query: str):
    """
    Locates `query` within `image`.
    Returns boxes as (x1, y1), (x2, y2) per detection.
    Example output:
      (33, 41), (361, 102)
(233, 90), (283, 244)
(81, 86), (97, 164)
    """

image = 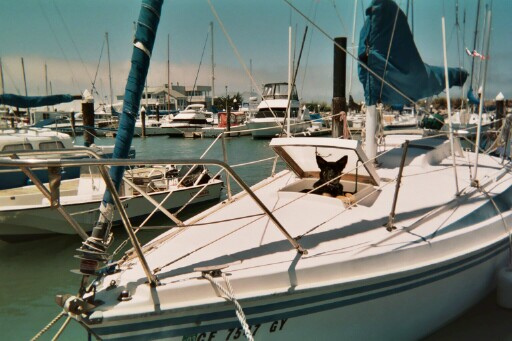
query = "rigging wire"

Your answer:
(189, 29), (210, 103)
(378, 3), (401, 101)
(2, 64), (22, 95)
(207, 0), (281, 125)
(38, 1), (81, 94)
(52, 0), (96, 93)
(283, 0), (419, 108)
(91, 39), (106, 101)
(332, 0), (349, 35)
(300, 0), (318, 97)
